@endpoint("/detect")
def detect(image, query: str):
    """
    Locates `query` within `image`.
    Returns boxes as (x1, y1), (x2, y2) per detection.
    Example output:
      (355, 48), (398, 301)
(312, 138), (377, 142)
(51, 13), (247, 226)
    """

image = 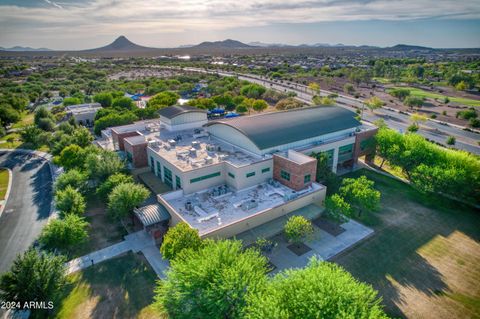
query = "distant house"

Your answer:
(65, 103), (102, 126)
